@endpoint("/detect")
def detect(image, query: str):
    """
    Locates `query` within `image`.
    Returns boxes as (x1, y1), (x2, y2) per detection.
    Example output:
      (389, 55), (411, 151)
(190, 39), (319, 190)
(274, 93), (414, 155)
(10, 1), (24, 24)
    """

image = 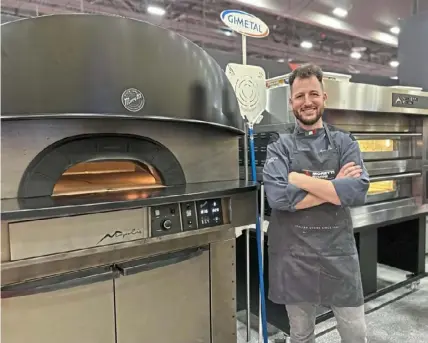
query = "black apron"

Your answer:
(267, 124), (364, 307)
